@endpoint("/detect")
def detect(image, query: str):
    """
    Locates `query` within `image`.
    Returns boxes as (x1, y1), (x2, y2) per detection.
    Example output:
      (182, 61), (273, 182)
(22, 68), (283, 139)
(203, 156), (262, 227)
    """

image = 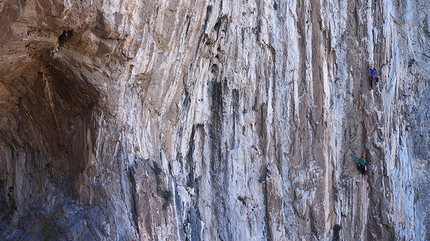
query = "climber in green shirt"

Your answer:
(358, 153), (366, 175)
